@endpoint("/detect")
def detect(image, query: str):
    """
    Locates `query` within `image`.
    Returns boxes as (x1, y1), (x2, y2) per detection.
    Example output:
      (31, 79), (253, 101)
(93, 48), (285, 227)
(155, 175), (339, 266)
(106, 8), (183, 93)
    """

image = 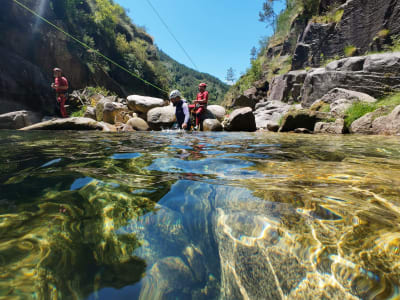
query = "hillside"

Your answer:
(0, 0), (226, 115)
(159, 50), (229, 104)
